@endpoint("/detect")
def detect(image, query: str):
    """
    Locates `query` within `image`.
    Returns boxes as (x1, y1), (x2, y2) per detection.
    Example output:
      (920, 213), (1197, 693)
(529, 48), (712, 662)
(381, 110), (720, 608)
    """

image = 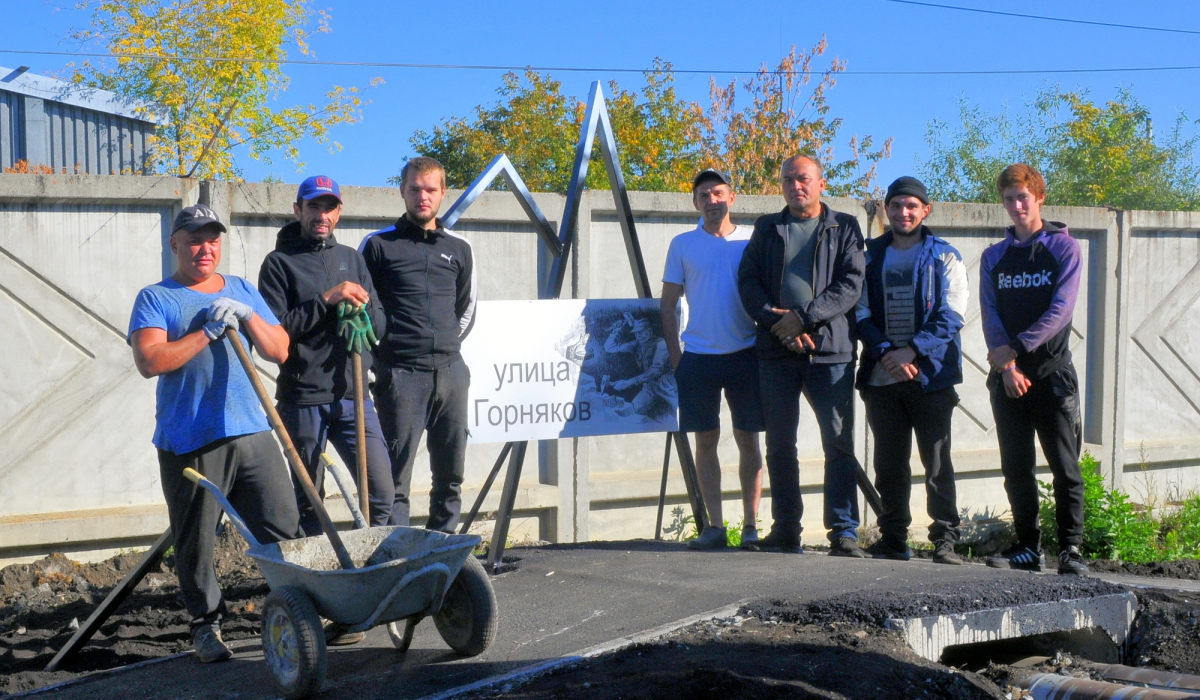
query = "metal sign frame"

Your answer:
(451, 81), (708, 572)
